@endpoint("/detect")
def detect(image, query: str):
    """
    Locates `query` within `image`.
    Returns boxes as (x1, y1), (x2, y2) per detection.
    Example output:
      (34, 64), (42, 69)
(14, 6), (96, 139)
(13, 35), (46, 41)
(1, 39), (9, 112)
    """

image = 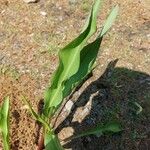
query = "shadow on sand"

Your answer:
(55, 59), (150, 150)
